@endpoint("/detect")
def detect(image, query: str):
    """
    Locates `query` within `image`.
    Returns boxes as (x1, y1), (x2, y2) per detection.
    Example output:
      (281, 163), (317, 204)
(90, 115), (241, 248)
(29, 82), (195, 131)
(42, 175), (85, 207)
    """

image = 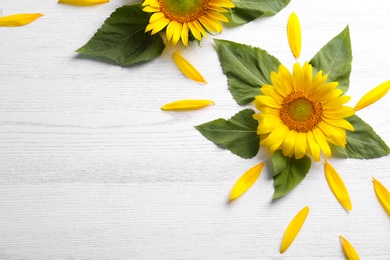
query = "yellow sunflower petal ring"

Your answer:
(143, 0), (234, 46)
(254, 62), (355, 162)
